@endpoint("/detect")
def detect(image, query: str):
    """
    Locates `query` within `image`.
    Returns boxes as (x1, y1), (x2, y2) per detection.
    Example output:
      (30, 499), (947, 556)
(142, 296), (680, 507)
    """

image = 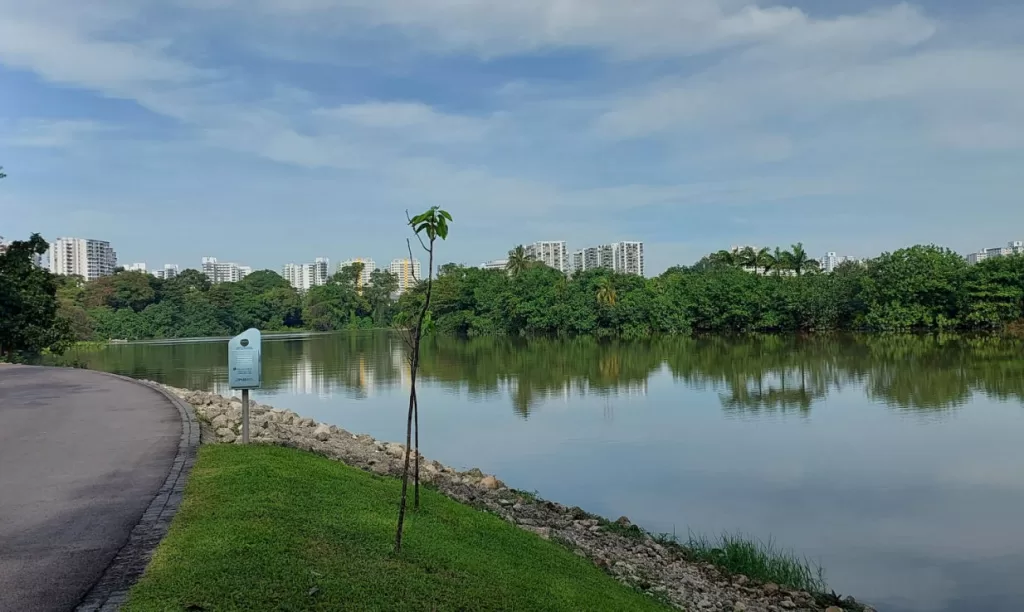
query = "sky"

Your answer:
(1, 0), (1023, 276)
